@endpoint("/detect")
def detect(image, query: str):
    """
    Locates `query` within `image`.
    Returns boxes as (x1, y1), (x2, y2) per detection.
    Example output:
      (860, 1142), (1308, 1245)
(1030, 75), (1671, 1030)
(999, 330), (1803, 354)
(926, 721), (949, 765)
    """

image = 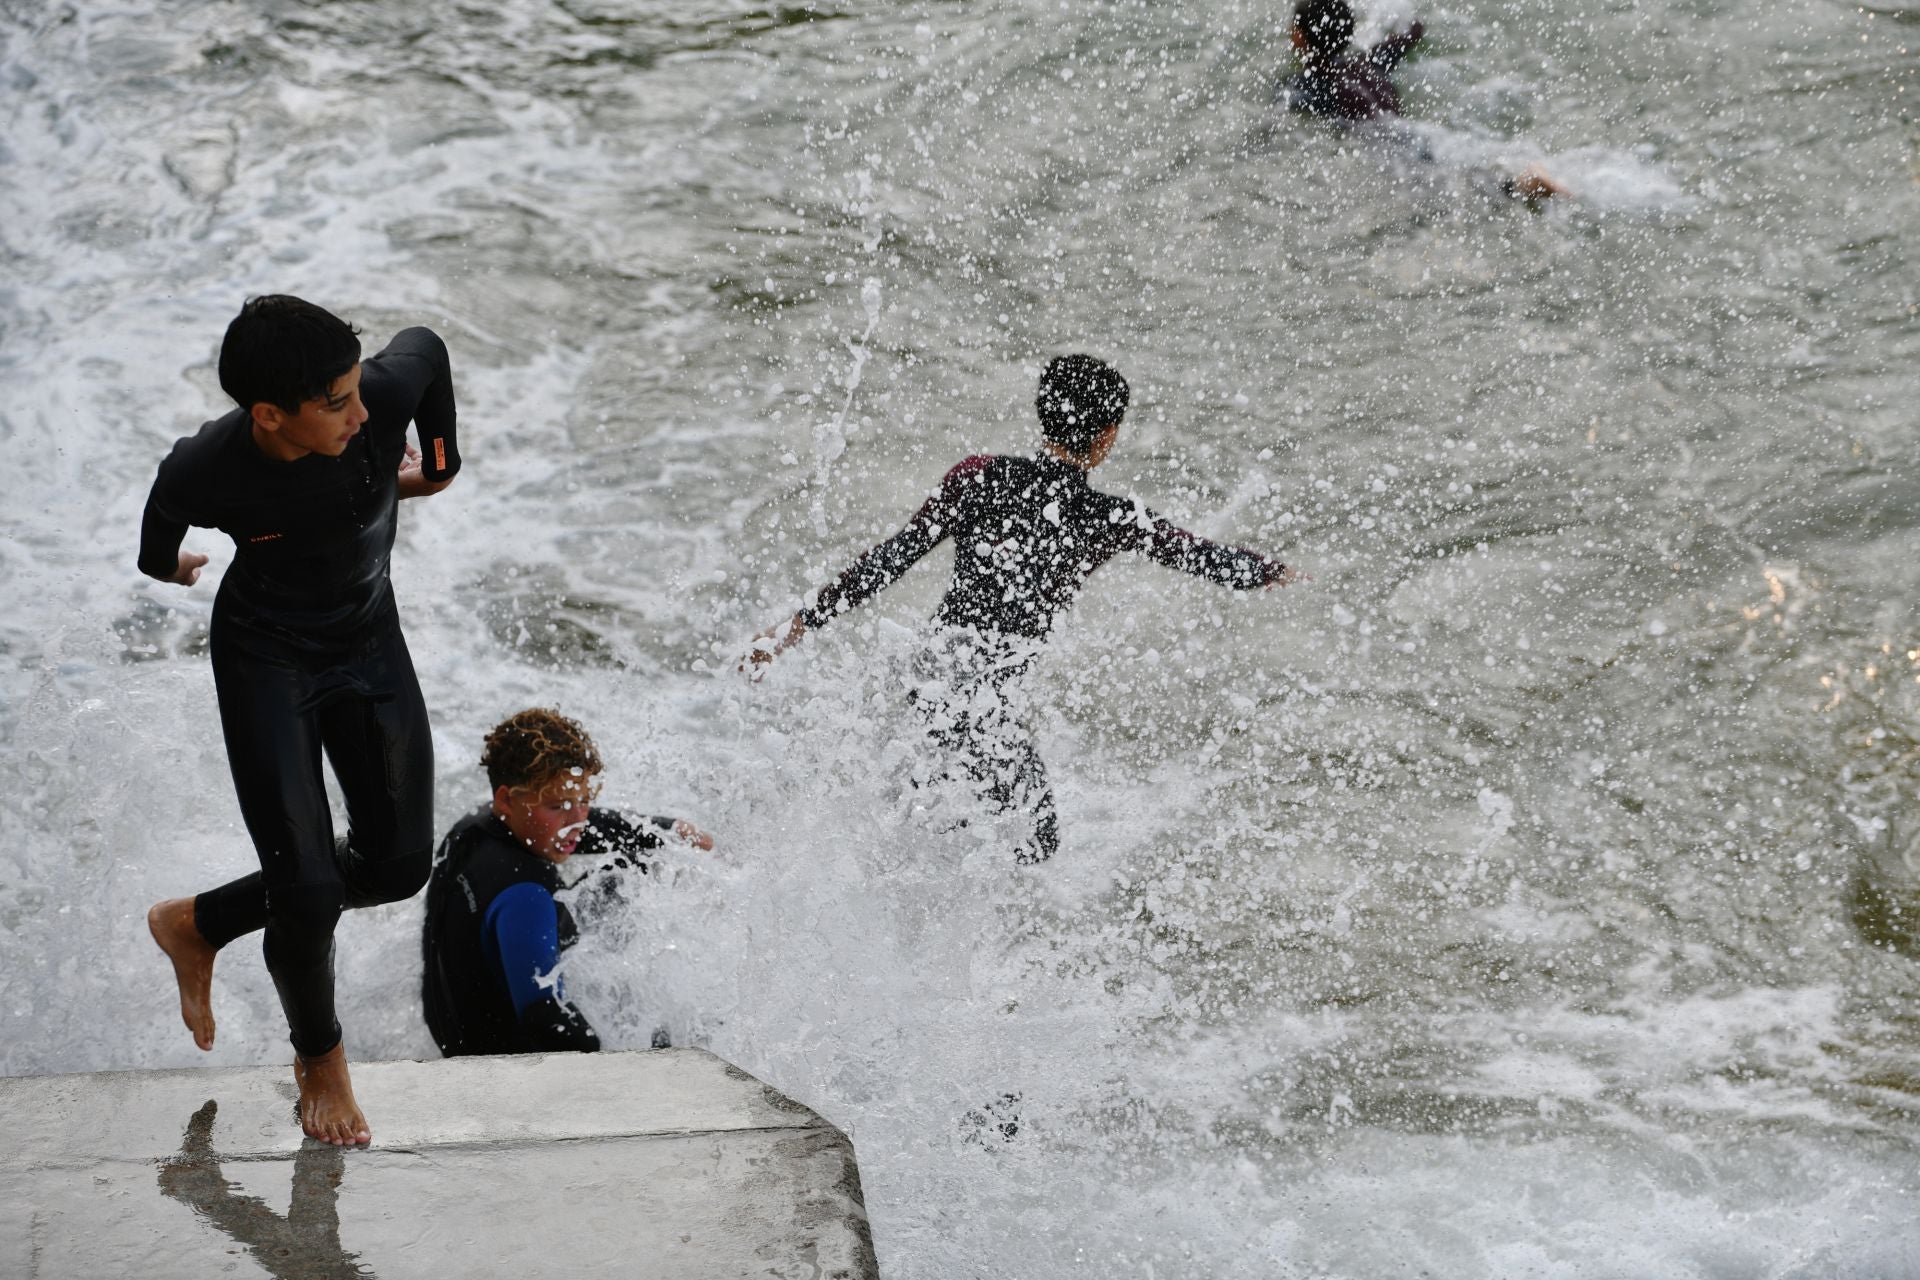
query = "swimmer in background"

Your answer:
(1283, 0), (1568, 203)
(1284, 0), (1423, 121)
(421, 708), (713, 1058)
